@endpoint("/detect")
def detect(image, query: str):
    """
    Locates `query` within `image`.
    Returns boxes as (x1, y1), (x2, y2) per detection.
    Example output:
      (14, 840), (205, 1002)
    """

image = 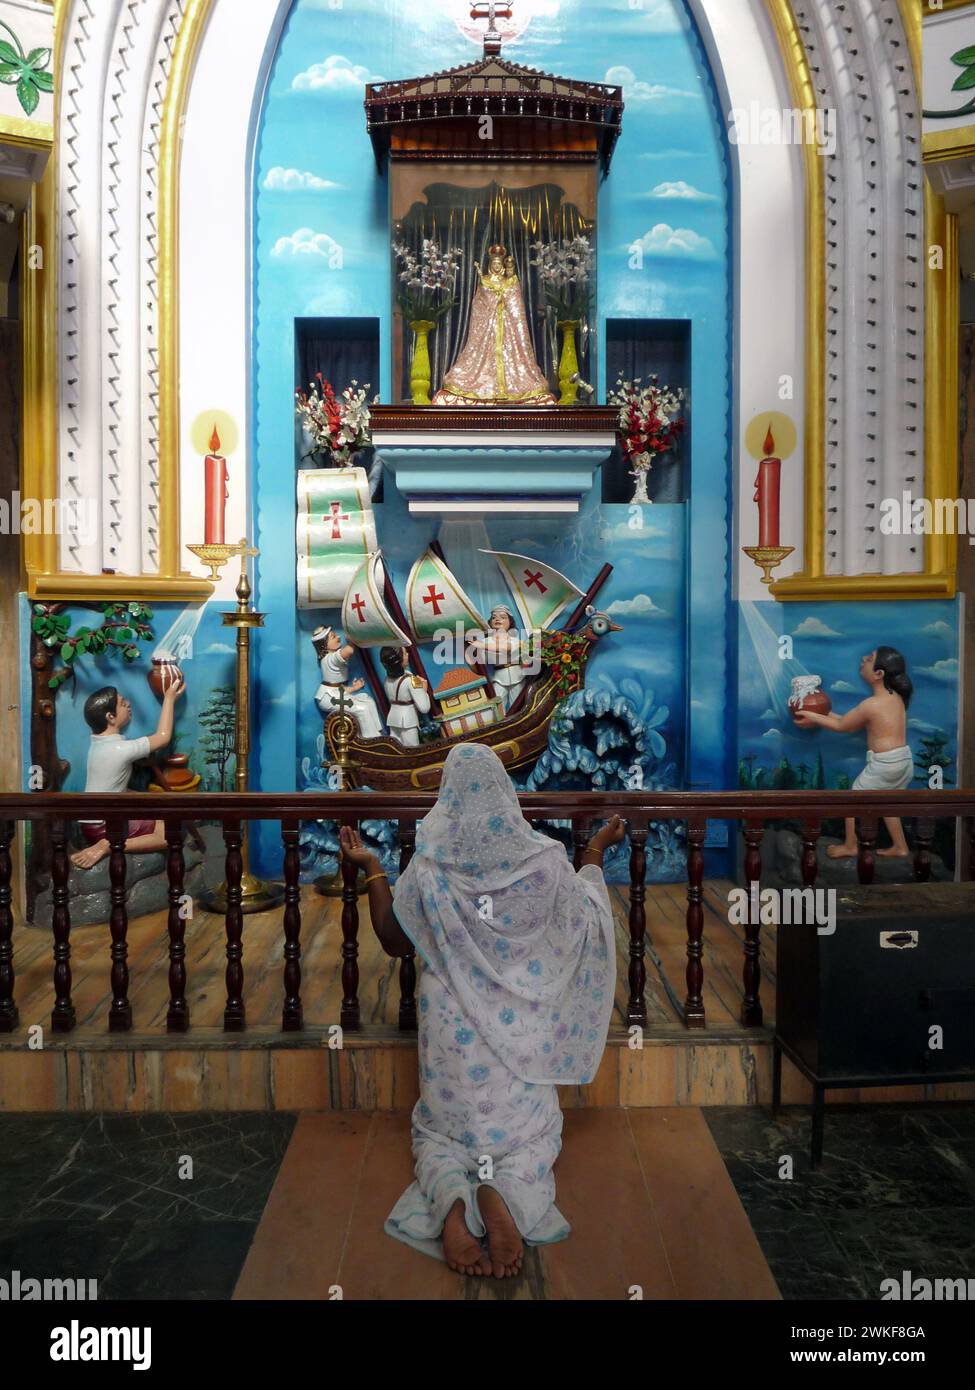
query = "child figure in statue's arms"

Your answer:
(793, 646), (914, 859)
(70, 679), (185, 870)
